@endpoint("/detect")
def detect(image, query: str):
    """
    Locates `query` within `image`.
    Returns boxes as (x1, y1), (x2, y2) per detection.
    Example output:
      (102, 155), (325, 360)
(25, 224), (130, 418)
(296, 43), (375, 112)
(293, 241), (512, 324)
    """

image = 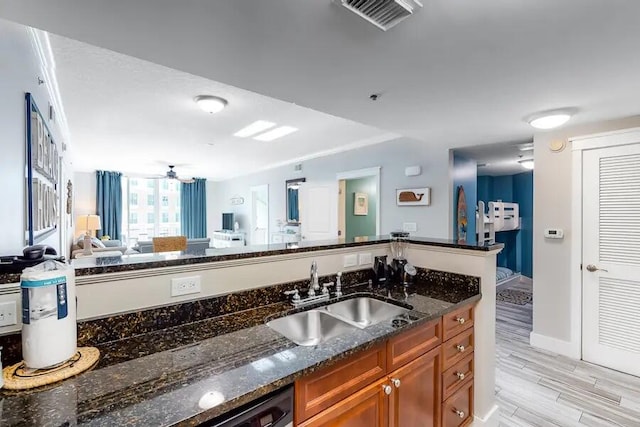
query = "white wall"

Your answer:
(73, 171), (96, 238)
(532, 115), (640, 356)
(212, 137), (450, 244)
(0, 18), (72, 256)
